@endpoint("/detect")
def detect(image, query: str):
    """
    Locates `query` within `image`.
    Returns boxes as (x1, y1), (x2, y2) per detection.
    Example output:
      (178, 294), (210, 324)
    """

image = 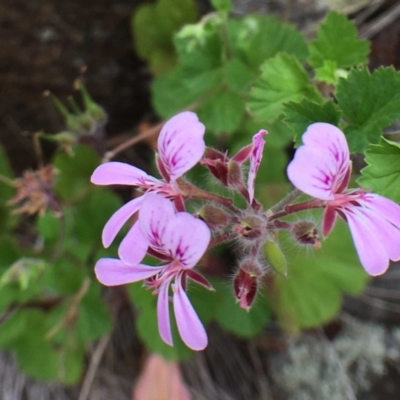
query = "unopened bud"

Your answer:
(233, 258), (264, 310)
(292, 221), (321, 248)
(264, 239), (287, 277)
(227, 160), (244, 188)
(201, 148), (229, 185)
(197, 205), (230, 228)
(234, 215), (266, 240)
